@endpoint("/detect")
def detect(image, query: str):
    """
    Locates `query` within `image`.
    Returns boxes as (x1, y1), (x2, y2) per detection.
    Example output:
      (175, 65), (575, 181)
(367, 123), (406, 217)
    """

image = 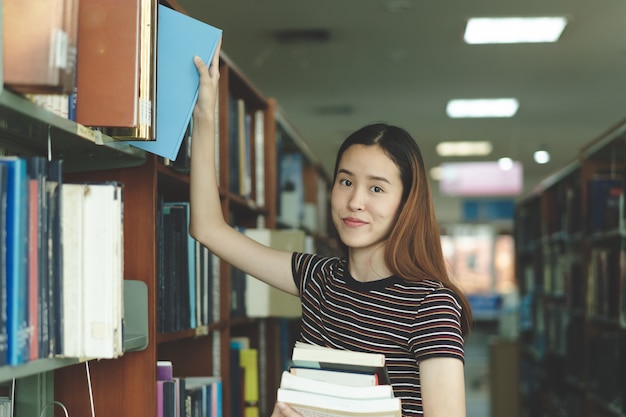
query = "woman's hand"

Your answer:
(193, 37), (222, 120)
(270, 402), (302, 417)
